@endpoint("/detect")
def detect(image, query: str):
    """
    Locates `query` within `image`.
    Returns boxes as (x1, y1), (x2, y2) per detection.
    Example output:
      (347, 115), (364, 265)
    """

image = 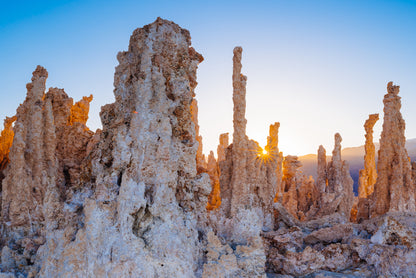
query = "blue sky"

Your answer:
(1, 0), (416, 155)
